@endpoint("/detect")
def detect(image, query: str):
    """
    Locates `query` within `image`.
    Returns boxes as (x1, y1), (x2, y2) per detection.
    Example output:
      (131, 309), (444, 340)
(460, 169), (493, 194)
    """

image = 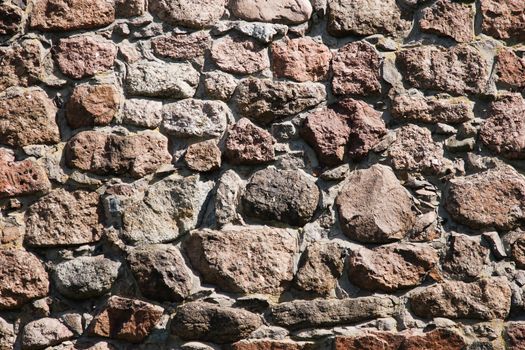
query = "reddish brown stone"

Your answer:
(0, 3), (23, 37)
(88, 296), (164, 343)
(332, 41), (382, 96)
(402, 329), (465, 350)
(151, 32), (211, 60)
(272, 37), (331, 82)
(115, 0), (146, 17)
(496, 49), (525, 90)
(30, 0), (115, 31)
(233, 340), (316, 350)
(419, 0), (474, 43)
(334, 332), (404, 350)
(0, 250), (49, 310)
(65, 130), (171, 178)
(149, 0), (226, 28)
(184, 140), (221, 172)
(512, 233), (525, 269)
(66, 84), (120, 129)
(211, 34), (270, 74)
(0, 87), (60, 147)
(442, 234), (488, 281)
(506, 322), (525, 349)
(21, 318), (74, 350)
(224, 118), (275, 165)
(229, 0), (312, 24)
(0, 39), (44, 91)
(480, 0), (525, 41)
(54, 36), (117, 79)
(0, 149), (50, 199)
